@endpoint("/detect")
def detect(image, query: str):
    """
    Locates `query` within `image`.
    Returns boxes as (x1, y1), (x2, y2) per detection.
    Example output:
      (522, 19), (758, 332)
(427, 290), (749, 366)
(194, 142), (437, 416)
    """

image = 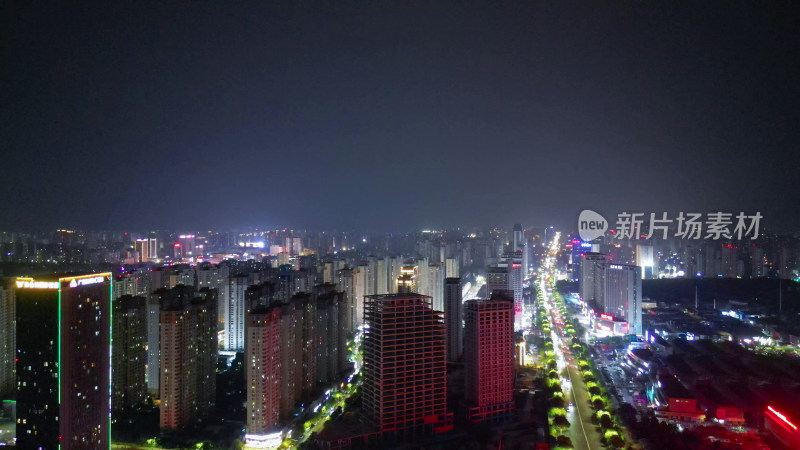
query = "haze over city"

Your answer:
(2, 2), (799, 231)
